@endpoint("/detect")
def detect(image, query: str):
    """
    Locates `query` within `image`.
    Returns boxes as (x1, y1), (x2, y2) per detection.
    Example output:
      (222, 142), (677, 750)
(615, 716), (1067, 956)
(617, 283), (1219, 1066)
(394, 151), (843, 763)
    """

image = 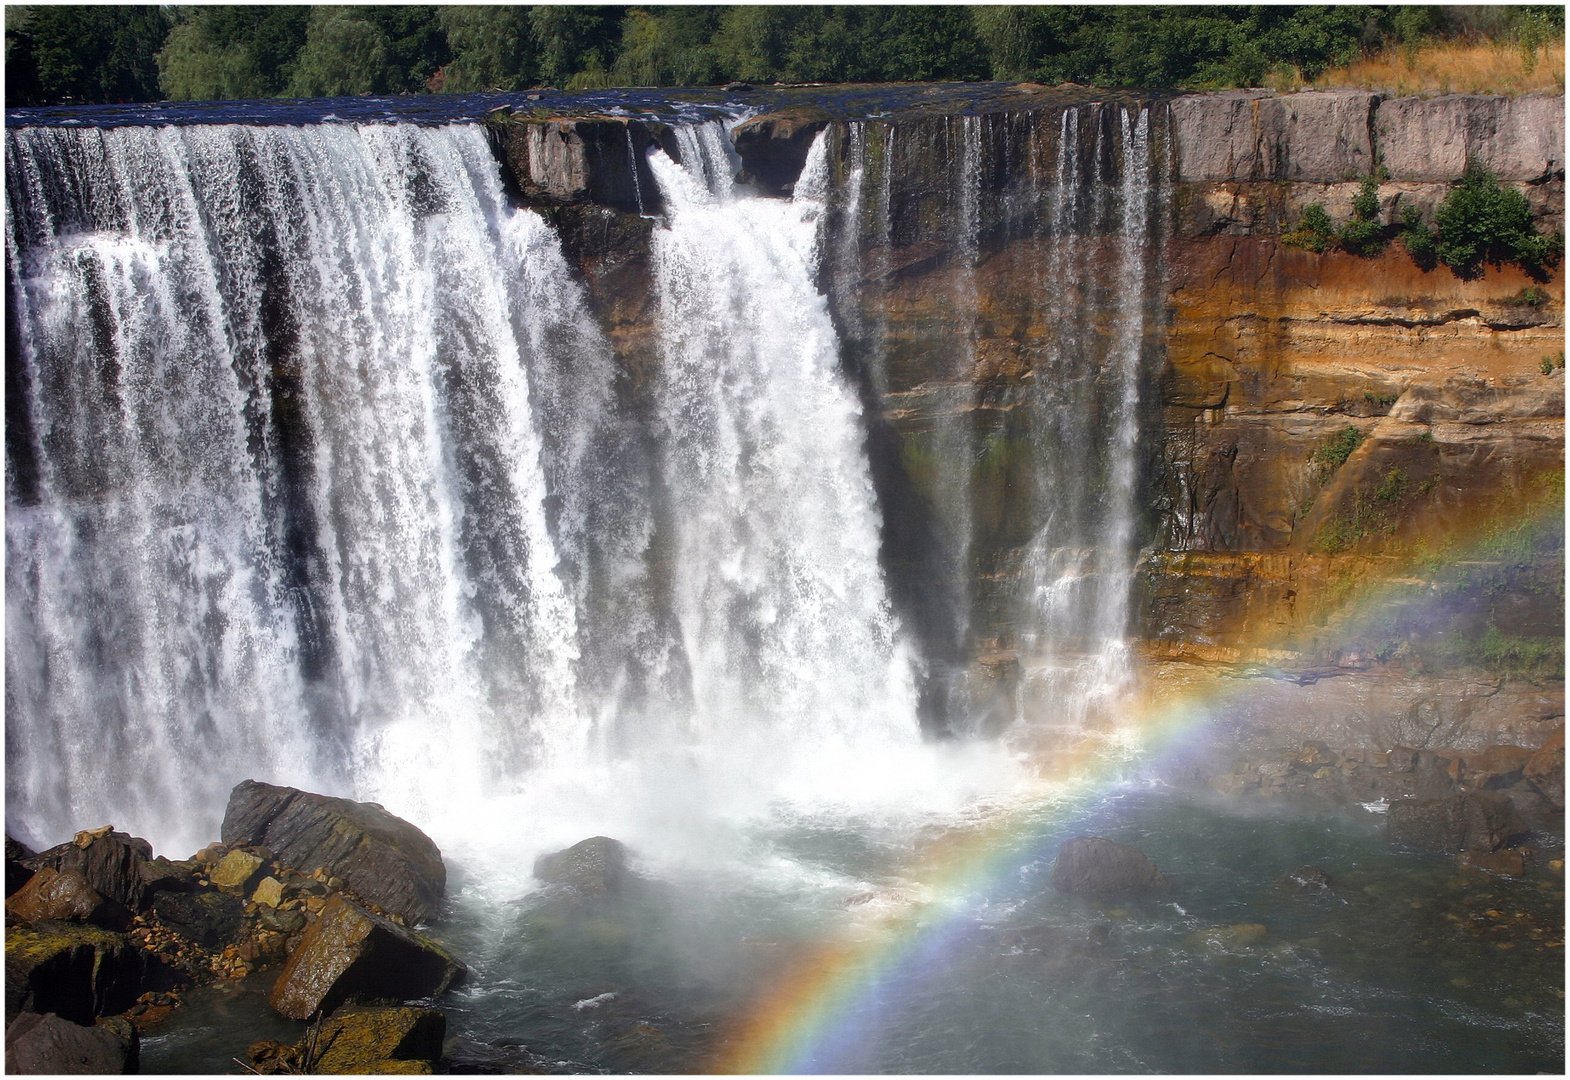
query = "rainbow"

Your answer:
(715, 500), (1563, 1073)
